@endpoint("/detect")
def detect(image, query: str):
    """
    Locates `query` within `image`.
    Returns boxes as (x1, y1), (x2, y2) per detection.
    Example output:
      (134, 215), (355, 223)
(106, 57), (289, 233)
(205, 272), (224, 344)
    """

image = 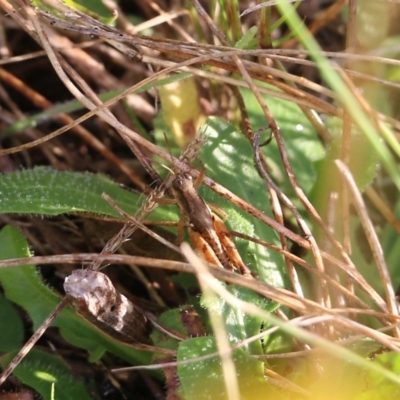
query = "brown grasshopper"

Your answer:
(169, 171), (253, 278)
